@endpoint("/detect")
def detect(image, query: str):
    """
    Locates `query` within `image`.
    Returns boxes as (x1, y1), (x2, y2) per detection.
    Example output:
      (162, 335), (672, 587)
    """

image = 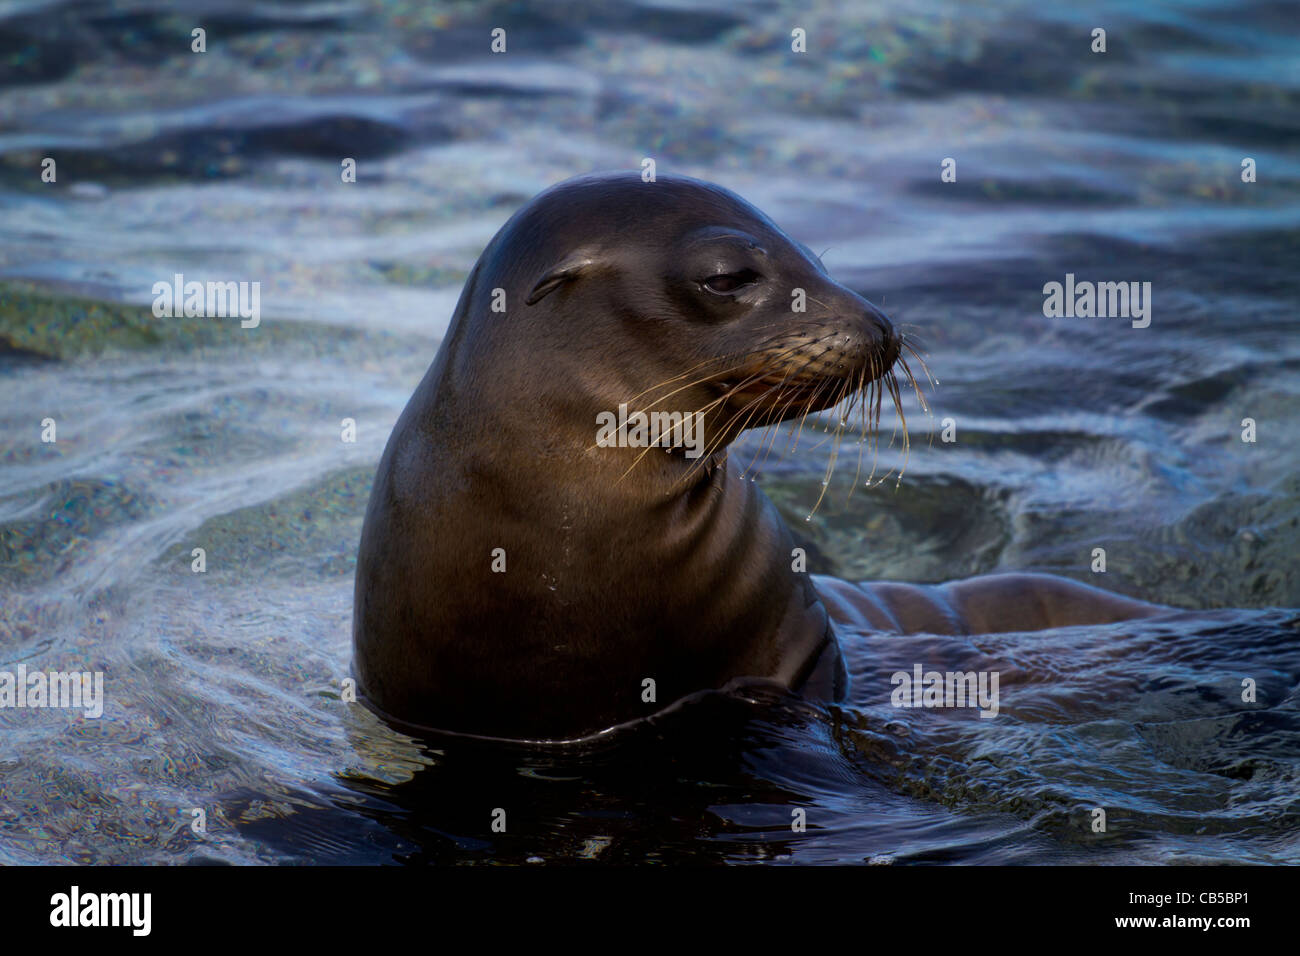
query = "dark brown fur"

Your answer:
(353, 172), (1161, 741)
